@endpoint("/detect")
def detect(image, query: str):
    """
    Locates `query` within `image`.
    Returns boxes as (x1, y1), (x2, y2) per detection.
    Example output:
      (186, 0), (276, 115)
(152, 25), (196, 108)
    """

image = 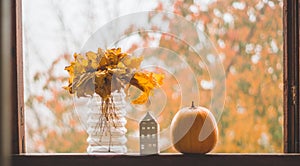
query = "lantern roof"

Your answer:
(140, 112), (157, 123)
